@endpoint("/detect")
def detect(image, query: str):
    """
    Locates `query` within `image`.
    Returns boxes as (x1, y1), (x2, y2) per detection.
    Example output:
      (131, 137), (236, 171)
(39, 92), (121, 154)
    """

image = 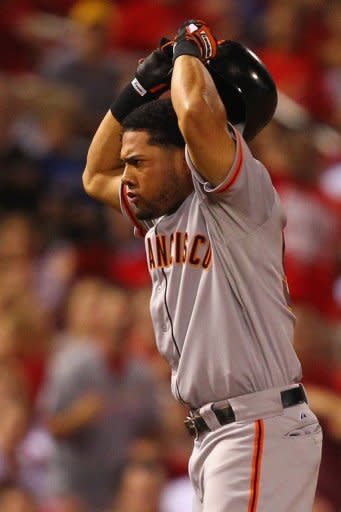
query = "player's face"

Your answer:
(120, 130), (193, 220)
